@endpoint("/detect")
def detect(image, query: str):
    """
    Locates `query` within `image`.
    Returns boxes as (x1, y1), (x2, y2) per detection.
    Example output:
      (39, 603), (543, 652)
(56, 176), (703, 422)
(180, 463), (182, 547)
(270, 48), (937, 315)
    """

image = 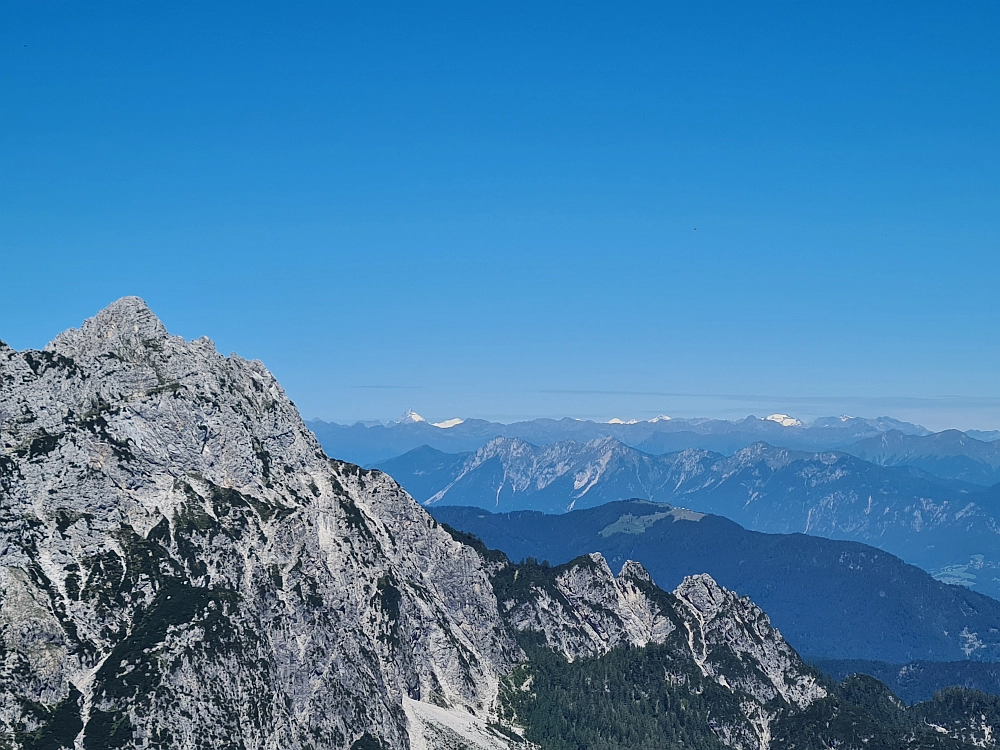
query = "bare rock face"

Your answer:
(674, 574), (821, 710)
(498, 553), (677, 661)
(494, 553), (826, 750)
(0, 298), (519, 749)
(672, 574), (826, 749)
